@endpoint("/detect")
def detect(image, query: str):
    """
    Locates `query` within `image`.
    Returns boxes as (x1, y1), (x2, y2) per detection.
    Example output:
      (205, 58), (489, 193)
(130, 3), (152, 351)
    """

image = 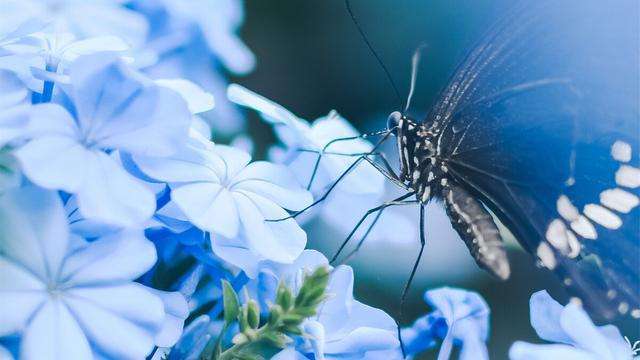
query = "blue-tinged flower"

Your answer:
(135, 134), (312, 267)
(0, 70), (30, 110)
(0, 31), (129, 91)
(253, 250), (402, 359)
(14, 53), (191, 226)
(0, 186), (187, 359)
(0, 0), (149, 49)
(509, 290), (633, 360)
(401, 287), (490, 360)
(152, 0), (255, 75)
(227, 84), (385, 196)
